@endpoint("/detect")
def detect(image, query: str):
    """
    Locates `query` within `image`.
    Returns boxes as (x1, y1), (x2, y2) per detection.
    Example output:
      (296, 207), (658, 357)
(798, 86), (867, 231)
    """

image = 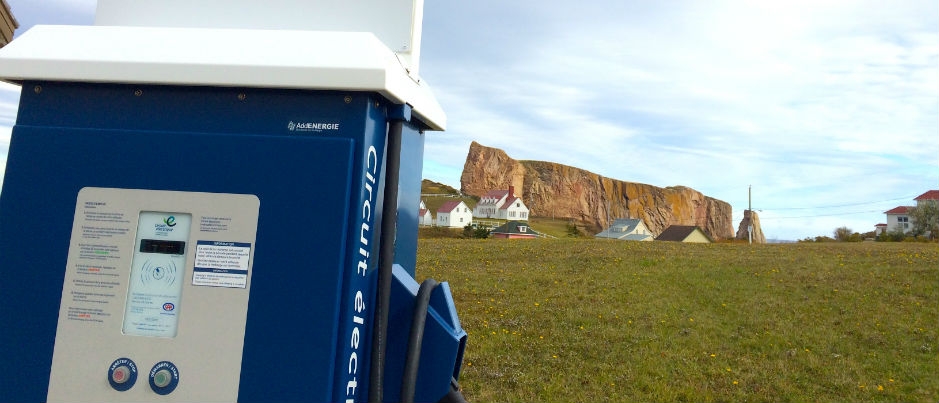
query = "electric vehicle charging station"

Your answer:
(0, 1), (466, 402)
